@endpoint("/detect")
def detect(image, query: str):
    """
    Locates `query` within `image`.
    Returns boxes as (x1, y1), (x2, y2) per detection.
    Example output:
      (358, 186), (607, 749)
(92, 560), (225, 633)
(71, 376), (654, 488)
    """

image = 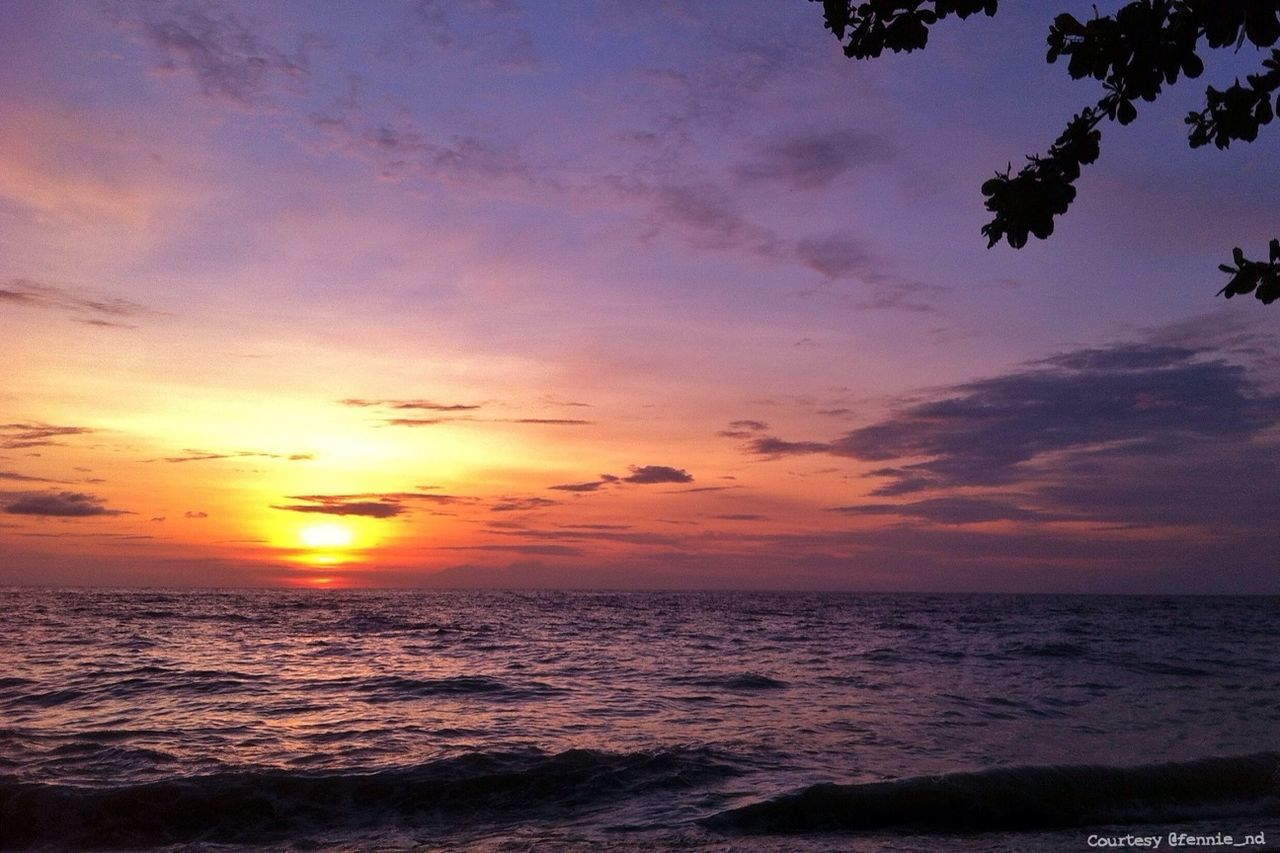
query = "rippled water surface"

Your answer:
(2, 590), (1278, 850)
